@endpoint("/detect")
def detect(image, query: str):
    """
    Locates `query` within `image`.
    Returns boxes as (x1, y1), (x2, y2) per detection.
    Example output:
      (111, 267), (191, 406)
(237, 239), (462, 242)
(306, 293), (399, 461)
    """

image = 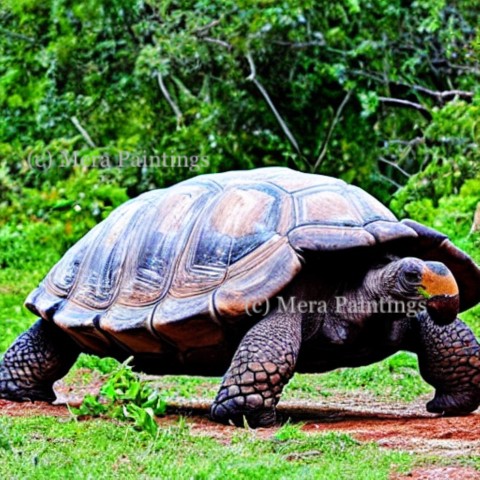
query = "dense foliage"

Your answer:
(1, 1), (479, 199)
(0, 0), (479, 320)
